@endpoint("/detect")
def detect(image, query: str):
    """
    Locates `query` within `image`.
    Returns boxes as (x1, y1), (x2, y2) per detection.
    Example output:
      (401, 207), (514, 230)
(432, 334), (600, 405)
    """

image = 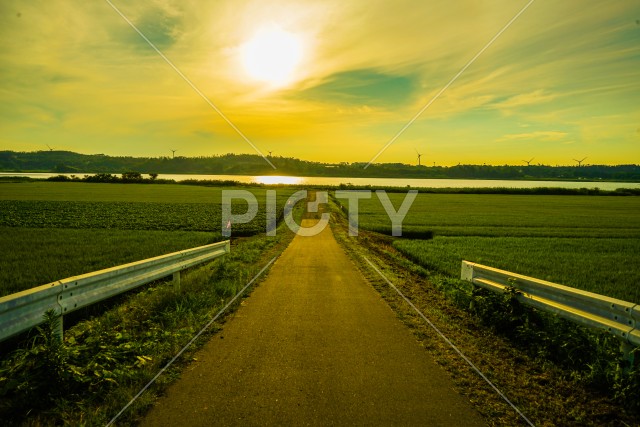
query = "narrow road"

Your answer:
(142, 220), (485, 426)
